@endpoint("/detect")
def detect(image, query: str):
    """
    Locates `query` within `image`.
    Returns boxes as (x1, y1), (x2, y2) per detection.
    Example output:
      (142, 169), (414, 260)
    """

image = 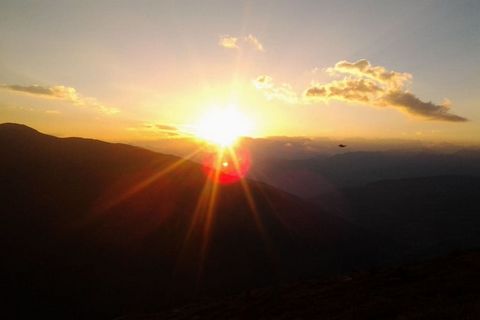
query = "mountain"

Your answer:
(249, 150), (480, 198)
(311, 175), (480, 259)
(0, 123), (392, 319)
(122, 249), (480, 320)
